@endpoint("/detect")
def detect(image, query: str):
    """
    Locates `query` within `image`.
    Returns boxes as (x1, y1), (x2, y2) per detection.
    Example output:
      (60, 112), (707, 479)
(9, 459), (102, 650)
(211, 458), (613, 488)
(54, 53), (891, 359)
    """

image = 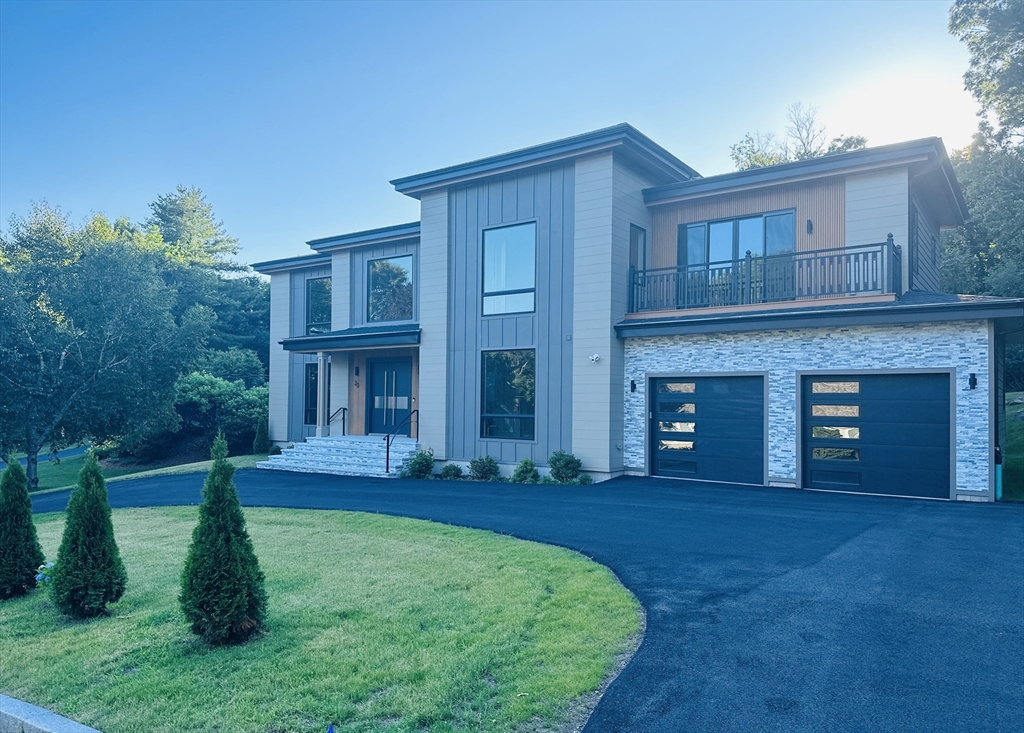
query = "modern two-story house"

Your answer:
(253, 124), (1022, 501)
